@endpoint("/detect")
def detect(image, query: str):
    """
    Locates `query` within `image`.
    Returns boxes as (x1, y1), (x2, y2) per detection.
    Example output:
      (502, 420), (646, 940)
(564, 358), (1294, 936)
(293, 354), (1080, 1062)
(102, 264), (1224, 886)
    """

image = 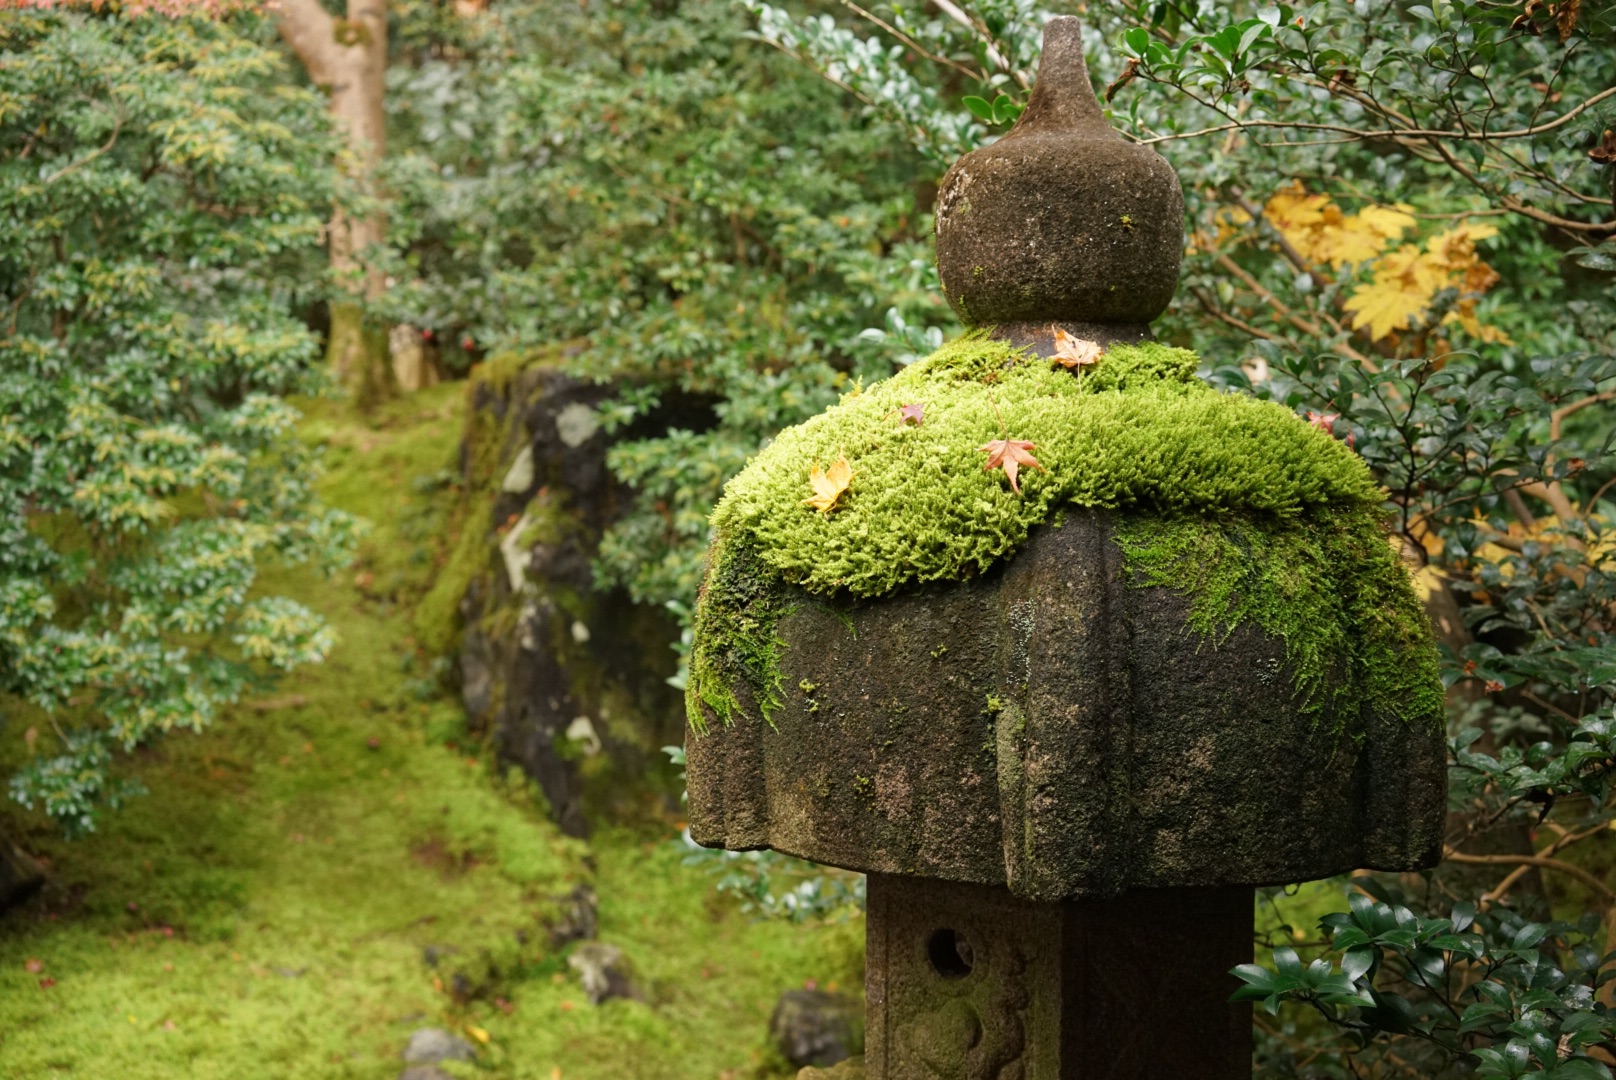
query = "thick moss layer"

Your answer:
(690, 335), (1440, 738)
(711, 335), (1379, 597)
